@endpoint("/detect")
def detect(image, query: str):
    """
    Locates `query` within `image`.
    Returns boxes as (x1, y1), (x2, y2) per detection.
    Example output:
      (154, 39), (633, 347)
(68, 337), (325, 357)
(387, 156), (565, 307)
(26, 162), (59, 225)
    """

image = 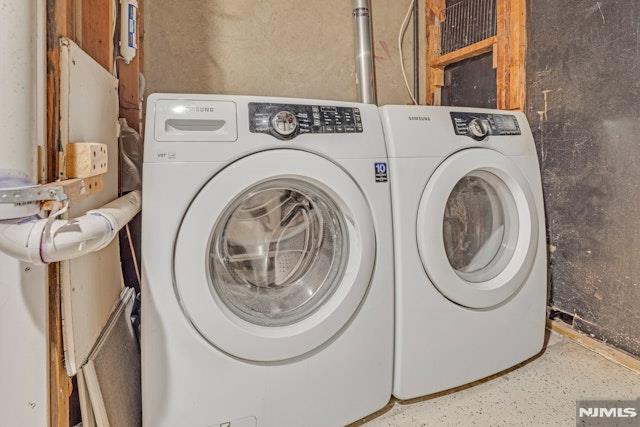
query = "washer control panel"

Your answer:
(250, 102), (363, 140)
(450, 112), (521, 140)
